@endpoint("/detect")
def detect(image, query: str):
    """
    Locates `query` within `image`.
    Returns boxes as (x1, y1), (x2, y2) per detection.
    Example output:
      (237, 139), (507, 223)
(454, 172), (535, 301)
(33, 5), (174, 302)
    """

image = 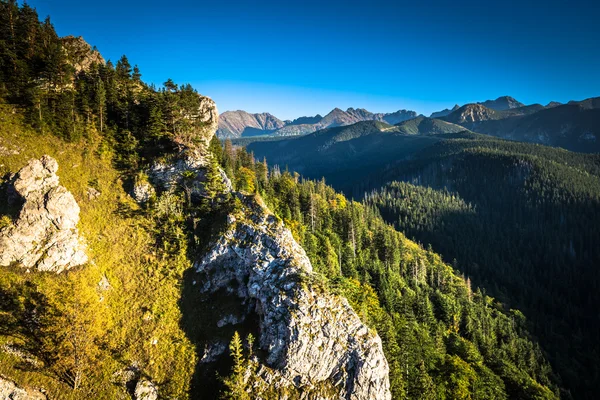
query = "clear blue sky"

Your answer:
(24, 0), (600, 119)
